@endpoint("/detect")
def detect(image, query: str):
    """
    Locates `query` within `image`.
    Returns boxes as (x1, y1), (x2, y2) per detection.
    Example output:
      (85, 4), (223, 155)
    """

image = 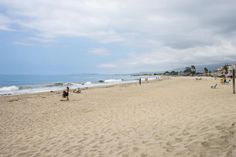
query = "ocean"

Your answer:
(0, 74), (160, 95)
